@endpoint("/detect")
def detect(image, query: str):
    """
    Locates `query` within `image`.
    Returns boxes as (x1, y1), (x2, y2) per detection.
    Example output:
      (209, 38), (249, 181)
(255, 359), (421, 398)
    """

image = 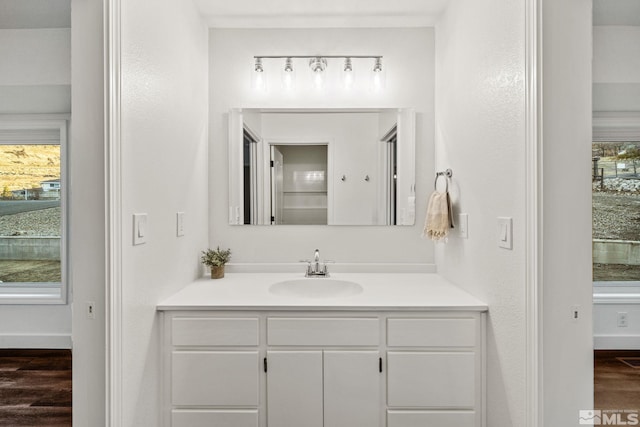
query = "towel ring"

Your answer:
(434, 168), (452, 192)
